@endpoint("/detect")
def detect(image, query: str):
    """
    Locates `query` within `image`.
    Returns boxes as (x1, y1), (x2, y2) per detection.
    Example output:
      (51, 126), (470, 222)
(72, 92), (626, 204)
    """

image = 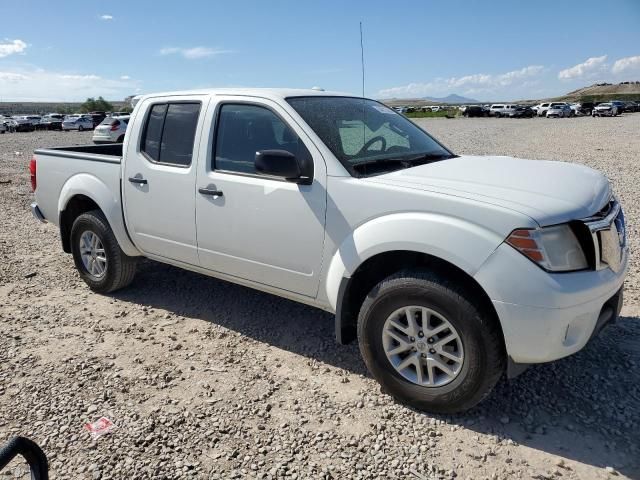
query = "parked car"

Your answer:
(592, 103), (619, 117)
(88, 112), (107, 127)
(0, 121), (6, 134)
(92, 115), (129, 144)
(508, 106), (535, 118)
(489, 104), (519, 117)
(462, 105), (488, 117)
(609, 101), (626, 114)
(535, 102), (569, 117)
(546, 105), (572, 118)
(13, 116), (37, 132)
(1, 116), (18, 132)
(40, 114), (64, 131)
(109, 111), (130, 117)
(62, 115), (94, 131)
(570, 102), (595, 116)
(623, 101), (639, 112)
(30, 89), (628, 414)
